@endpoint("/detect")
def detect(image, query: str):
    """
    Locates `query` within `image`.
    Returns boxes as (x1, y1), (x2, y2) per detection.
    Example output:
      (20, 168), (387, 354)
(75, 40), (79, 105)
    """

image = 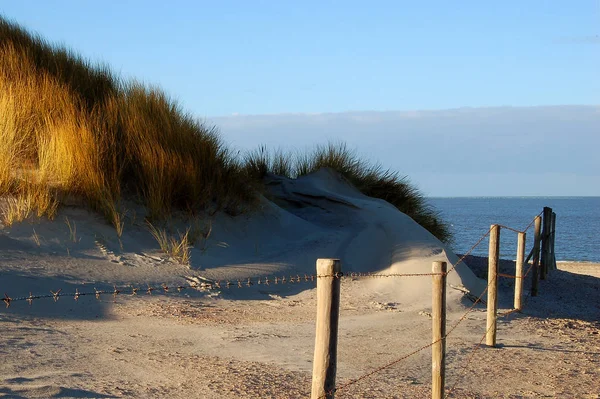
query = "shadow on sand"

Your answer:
(0, 386), (117, 398)
(462, 254), (600, 324)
